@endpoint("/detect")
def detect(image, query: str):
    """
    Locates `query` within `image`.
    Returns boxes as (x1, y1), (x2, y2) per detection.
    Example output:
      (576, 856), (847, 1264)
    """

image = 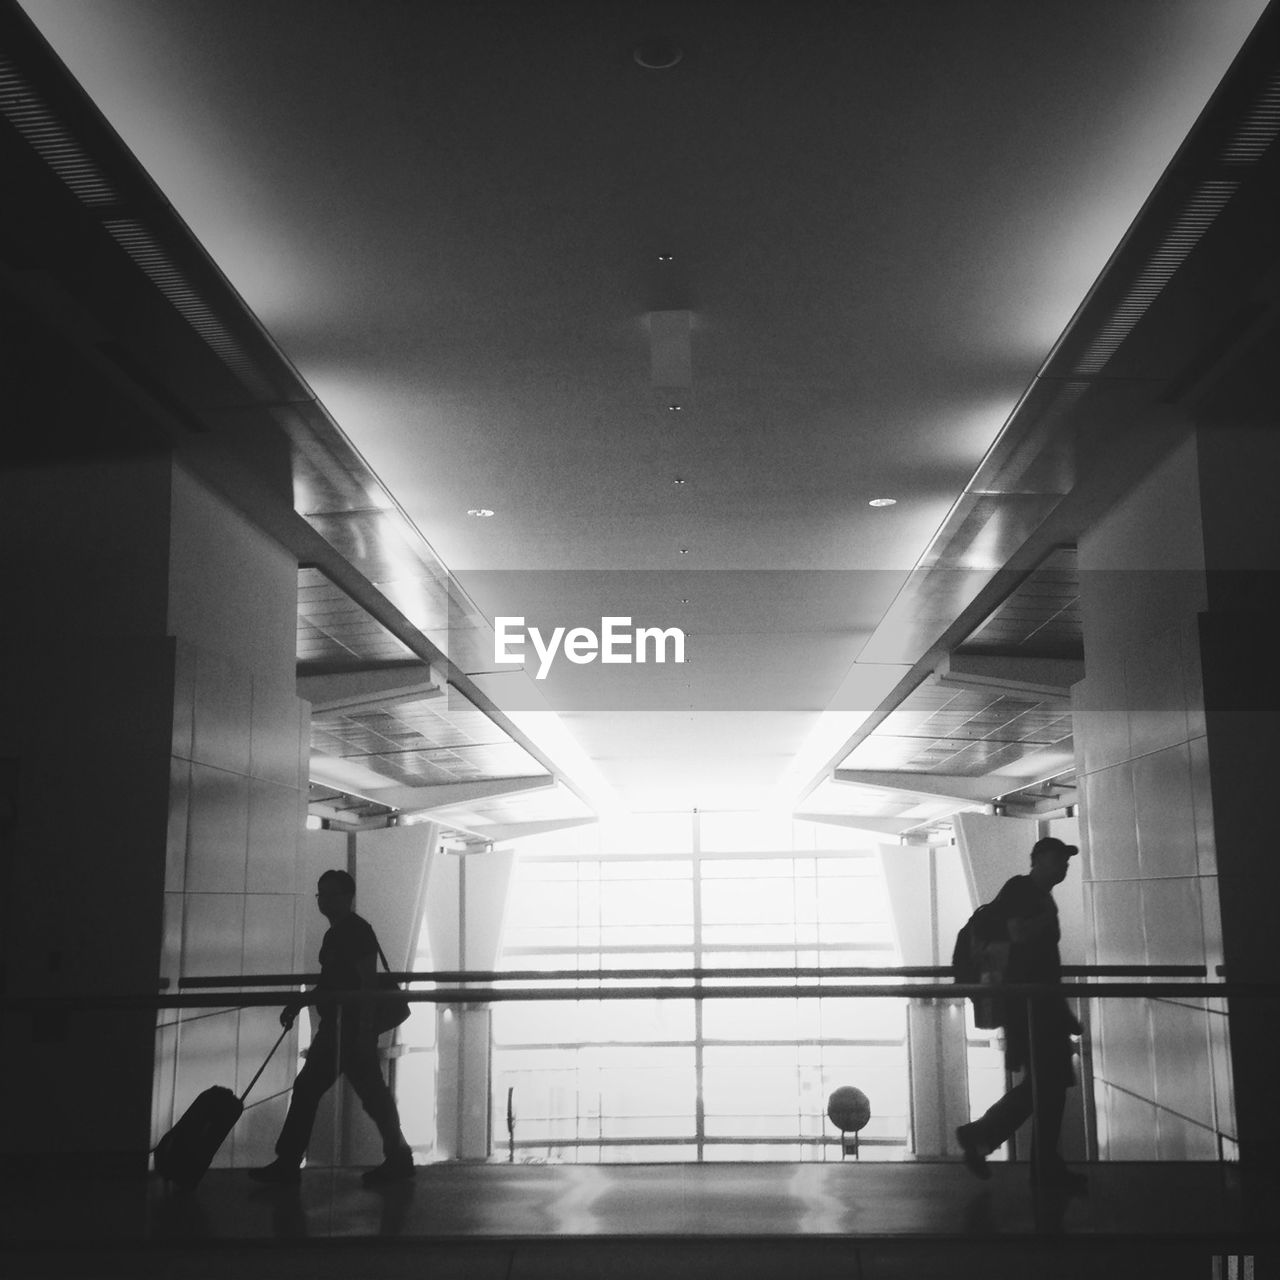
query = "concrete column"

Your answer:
(0, 455), (307, 1171)
(423, 846), (515, 1159)
(345, 824), (434, 1165)
(1074, 425), (1280, 1172)
(880, 843), (970, 1158)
